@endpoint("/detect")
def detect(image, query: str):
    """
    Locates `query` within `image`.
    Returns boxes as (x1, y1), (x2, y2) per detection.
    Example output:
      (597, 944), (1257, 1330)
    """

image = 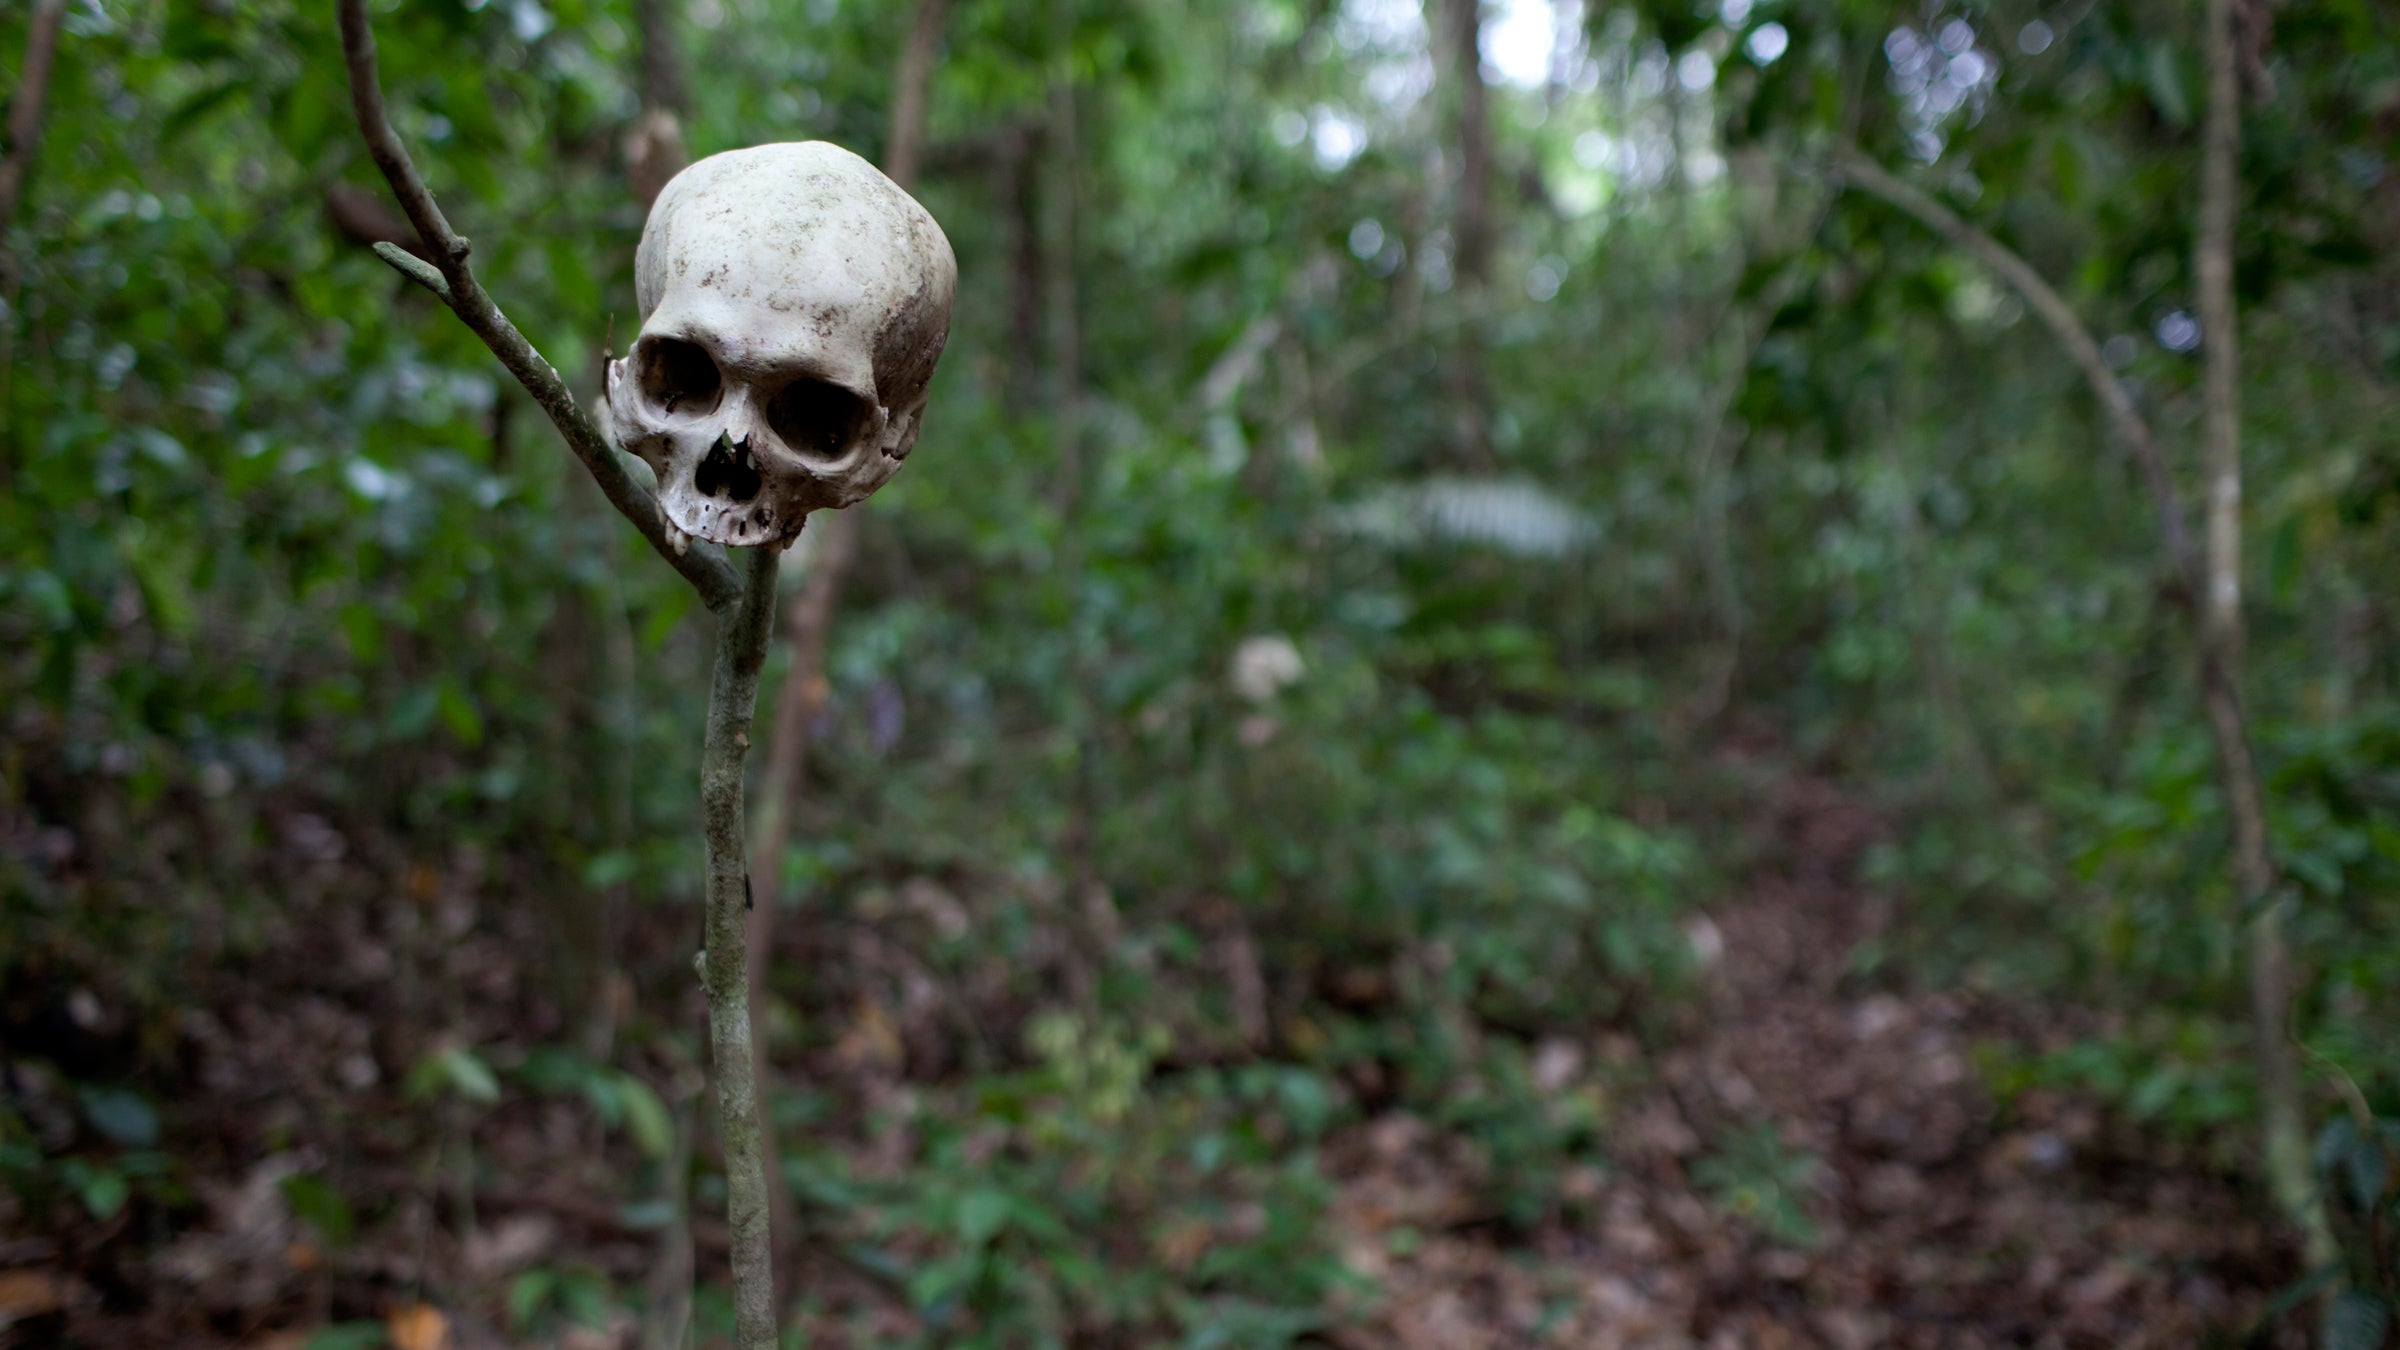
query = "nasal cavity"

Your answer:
(695, 433), (764, 503)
